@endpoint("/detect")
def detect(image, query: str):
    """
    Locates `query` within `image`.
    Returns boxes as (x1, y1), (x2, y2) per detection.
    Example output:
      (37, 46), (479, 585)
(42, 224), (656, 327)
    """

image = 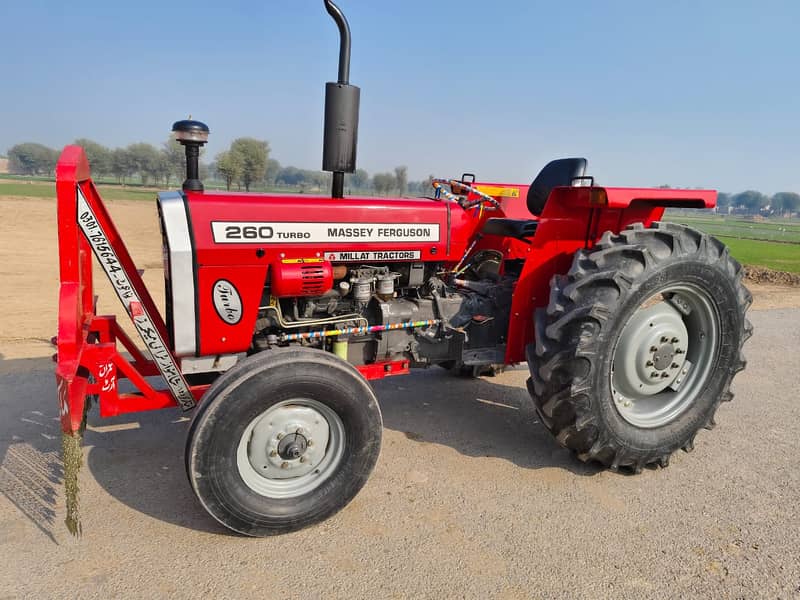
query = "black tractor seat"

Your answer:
(478, 157), (589, 242)
(481, 218), (538, 240)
